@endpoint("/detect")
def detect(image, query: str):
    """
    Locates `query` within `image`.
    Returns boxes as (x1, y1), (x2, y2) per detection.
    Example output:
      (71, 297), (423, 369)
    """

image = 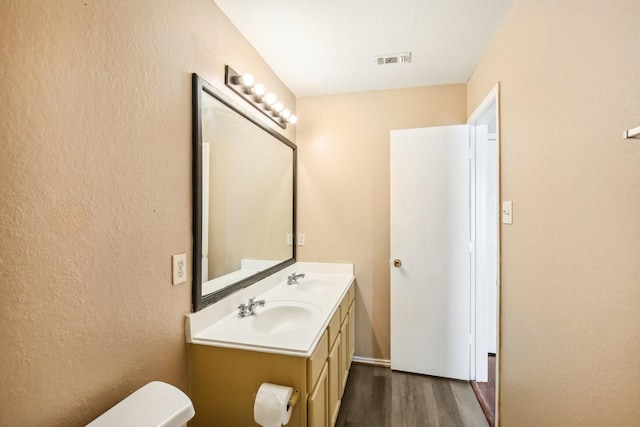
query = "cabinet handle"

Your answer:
(393, 259), (402, 268)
